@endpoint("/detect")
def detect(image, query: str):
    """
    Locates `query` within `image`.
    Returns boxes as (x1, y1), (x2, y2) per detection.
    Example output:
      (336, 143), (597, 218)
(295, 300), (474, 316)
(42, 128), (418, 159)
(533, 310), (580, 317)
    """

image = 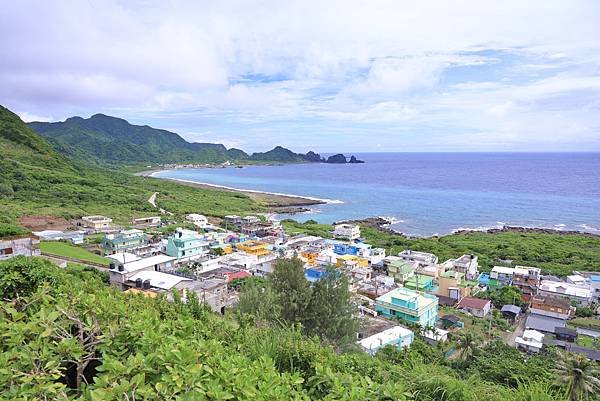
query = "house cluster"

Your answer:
(6, 212), (598, 361)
